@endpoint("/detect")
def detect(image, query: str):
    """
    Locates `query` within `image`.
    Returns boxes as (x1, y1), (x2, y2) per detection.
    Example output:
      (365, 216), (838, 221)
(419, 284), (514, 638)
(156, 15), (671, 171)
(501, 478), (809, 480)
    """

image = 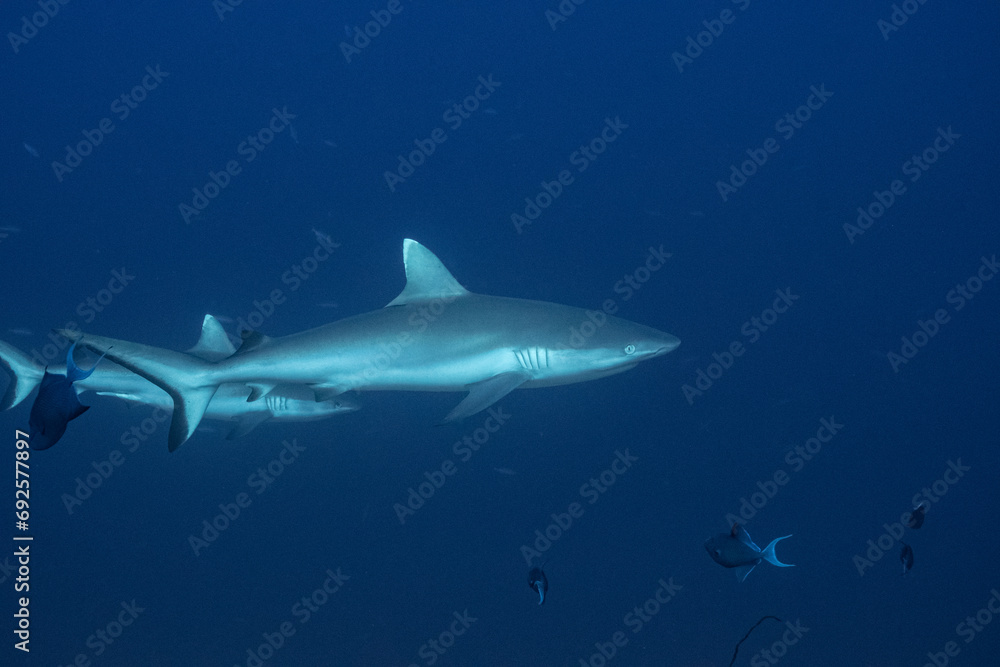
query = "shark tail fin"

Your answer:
(760, 535), (794, 568)
(0, 339), (45, 410)
(56, 329), (217, 452)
